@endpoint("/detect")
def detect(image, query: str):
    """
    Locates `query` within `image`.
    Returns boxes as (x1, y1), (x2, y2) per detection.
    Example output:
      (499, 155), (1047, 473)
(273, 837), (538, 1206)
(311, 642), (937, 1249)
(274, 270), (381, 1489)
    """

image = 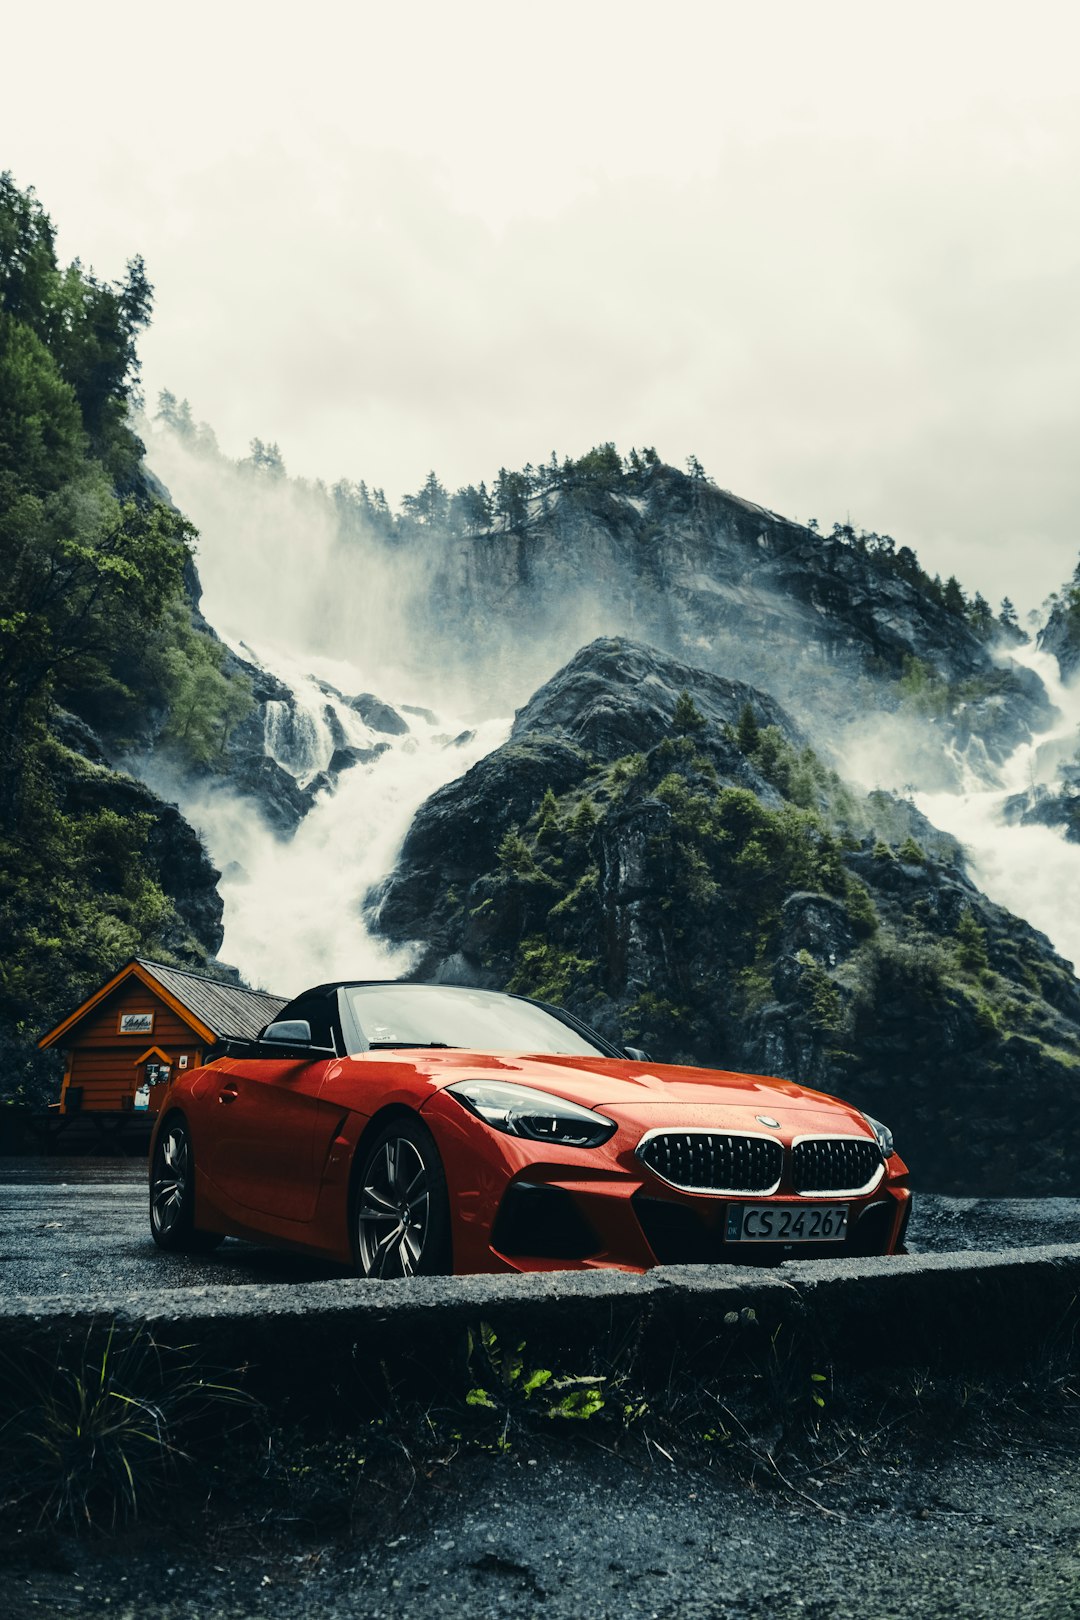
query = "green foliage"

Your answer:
(0, 1325), (252, 1528)
(897, 655), (952, 718)
(548, 868), (598, 920)
(954, 908), (991, 976)
(0, 175), (256, 1096)
(533, 786), (562, 848)
(465, 1322), (609, 1430)
(497, 827), (538, 876)
(898, 836), (926, 864)
(736, 702), (760, 754)
(625, 990), (692, 1046)
(795, 951), (842, 1030)
(157, 606), (253, 764)
(672, 689), (706, 735)
(843, 876), (879, 938)
(506, 937), (596, 1003)
(566, 796), (599, 841)
(0, 741), (209, 1102)
(564, 442), (624, 490)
